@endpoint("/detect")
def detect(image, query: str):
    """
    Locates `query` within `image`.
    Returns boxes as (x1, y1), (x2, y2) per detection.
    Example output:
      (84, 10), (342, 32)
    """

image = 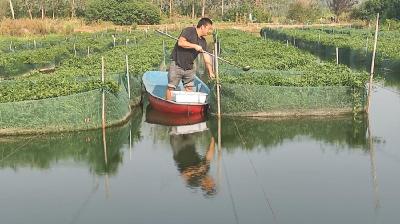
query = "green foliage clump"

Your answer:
(287, 0), (322, 23)
(352, 0), (400, 21)
(222, 3), (271, 23)
(85, 0), (161, 25)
